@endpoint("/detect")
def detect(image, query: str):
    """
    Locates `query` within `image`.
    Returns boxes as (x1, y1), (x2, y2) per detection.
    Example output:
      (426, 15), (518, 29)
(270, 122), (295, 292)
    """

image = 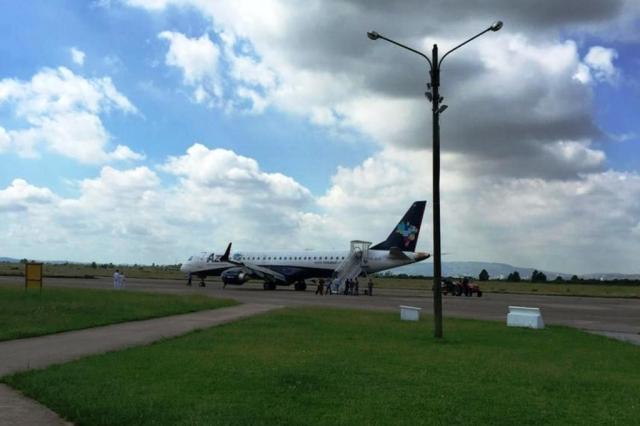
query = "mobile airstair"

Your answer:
(332, 240), (371, 293)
